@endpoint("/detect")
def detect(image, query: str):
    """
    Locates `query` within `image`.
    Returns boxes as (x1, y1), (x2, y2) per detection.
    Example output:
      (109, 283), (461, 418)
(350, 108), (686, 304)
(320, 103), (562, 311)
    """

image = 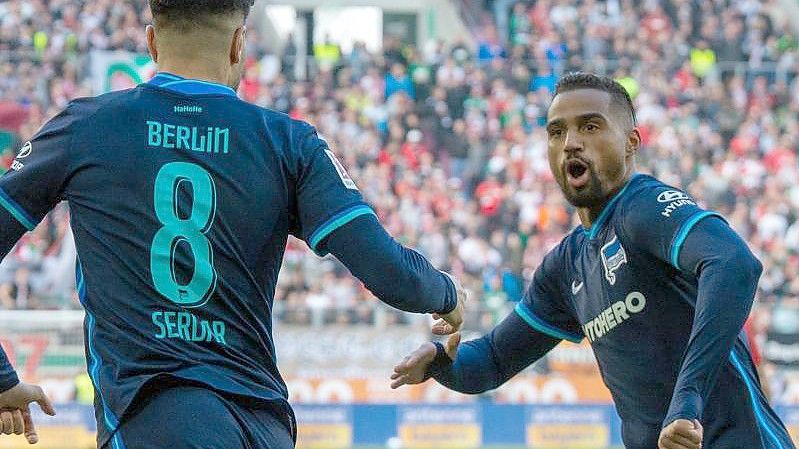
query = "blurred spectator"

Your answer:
(690, 40), (717, 80)
(529, 63), (557, 94)
(313, 34), (341, 72)
(385, 63), (415, 100)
